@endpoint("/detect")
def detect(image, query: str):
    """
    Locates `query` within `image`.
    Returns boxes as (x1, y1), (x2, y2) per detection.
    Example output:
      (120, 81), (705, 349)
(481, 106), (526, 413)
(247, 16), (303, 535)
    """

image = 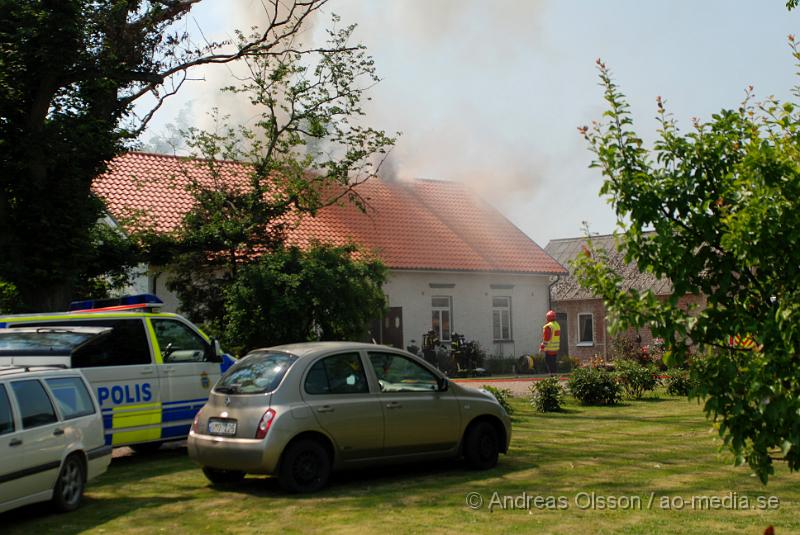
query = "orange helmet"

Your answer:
(546, 310), (556, 322)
